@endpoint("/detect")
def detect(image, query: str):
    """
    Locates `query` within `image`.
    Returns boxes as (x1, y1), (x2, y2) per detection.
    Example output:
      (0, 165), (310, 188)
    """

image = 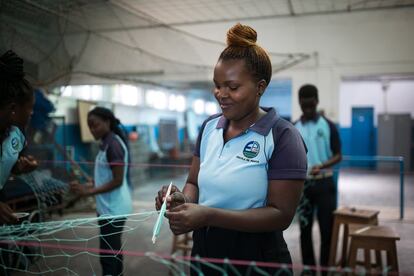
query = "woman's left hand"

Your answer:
(165, 203), (209, 235)
(70, 181), (92, 197)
